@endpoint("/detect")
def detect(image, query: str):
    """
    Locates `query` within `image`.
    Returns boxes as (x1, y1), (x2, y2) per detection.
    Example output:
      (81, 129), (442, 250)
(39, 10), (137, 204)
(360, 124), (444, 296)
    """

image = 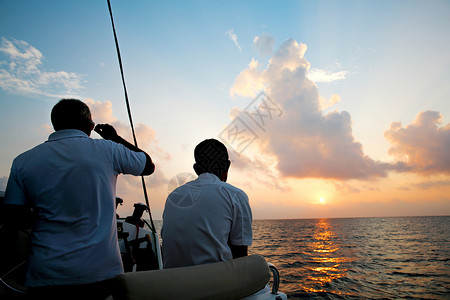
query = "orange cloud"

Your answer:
(229, 58), (265, 98)
(228, 39), (406, 180)
(86, 98), (171, 162)
(385, 110), (450, 174)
